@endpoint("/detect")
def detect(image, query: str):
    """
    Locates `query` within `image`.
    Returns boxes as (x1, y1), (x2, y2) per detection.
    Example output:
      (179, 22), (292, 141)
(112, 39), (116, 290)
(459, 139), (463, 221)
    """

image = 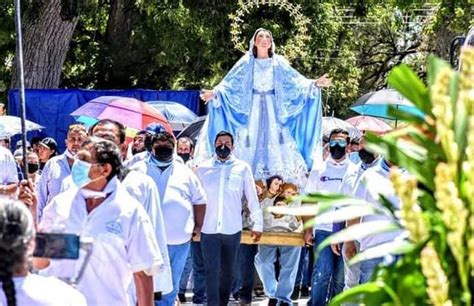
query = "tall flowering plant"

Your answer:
(269, 47), (474, 305)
